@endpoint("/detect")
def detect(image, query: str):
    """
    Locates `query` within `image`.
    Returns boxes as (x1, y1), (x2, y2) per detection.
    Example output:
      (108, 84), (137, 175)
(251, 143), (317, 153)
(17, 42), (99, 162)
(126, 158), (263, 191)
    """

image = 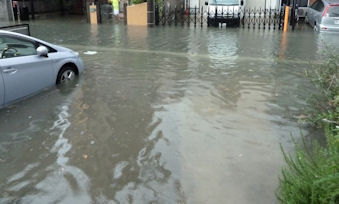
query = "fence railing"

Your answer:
(155, 5), (286, 30)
